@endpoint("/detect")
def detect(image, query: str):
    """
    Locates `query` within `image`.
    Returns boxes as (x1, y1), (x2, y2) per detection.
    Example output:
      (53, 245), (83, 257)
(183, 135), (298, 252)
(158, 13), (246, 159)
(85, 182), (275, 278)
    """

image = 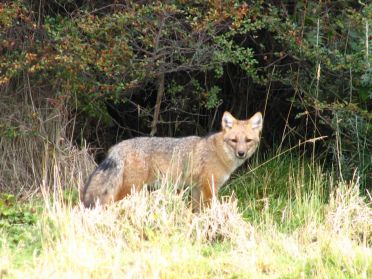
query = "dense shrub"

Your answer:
(0, 1), (370, 189)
